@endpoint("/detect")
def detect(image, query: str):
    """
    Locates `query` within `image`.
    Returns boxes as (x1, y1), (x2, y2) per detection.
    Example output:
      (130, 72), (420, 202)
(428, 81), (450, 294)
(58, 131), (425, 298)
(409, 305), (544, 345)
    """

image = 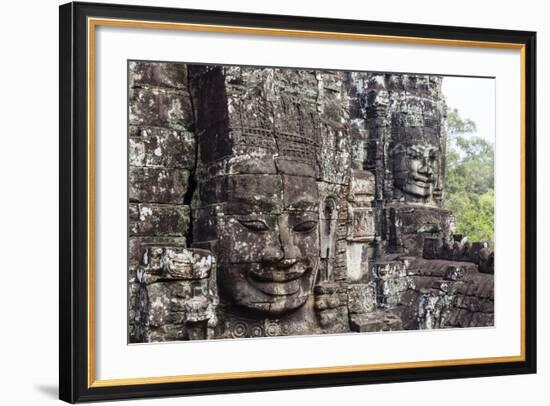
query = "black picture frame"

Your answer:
(59, 1), (537, 403)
